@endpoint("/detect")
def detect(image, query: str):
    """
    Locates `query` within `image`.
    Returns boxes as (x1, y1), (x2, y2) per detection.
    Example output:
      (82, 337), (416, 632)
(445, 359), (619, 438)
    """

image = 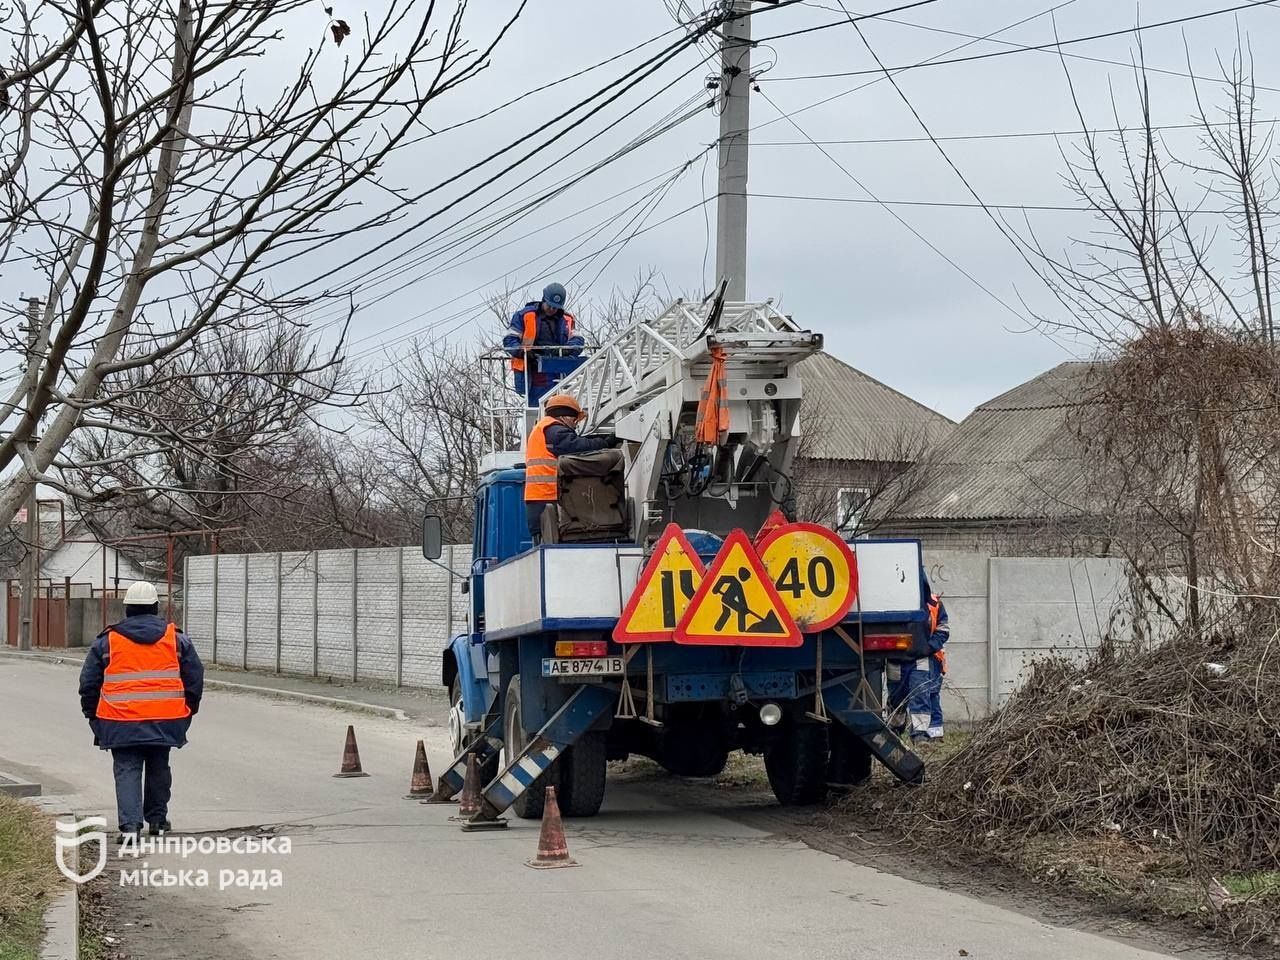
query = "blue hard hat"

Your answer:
(541, 282), (567, 310)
